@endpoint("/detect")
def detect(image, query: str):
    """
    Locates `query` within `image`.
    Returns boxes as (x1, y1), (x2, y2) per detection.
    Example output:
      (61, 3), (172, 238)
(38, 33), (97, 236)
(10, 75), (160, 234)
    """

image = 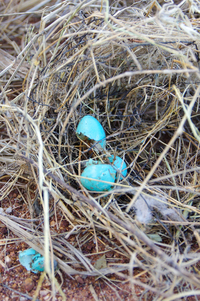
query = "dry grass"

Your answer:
(0, 0), (200, 300)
